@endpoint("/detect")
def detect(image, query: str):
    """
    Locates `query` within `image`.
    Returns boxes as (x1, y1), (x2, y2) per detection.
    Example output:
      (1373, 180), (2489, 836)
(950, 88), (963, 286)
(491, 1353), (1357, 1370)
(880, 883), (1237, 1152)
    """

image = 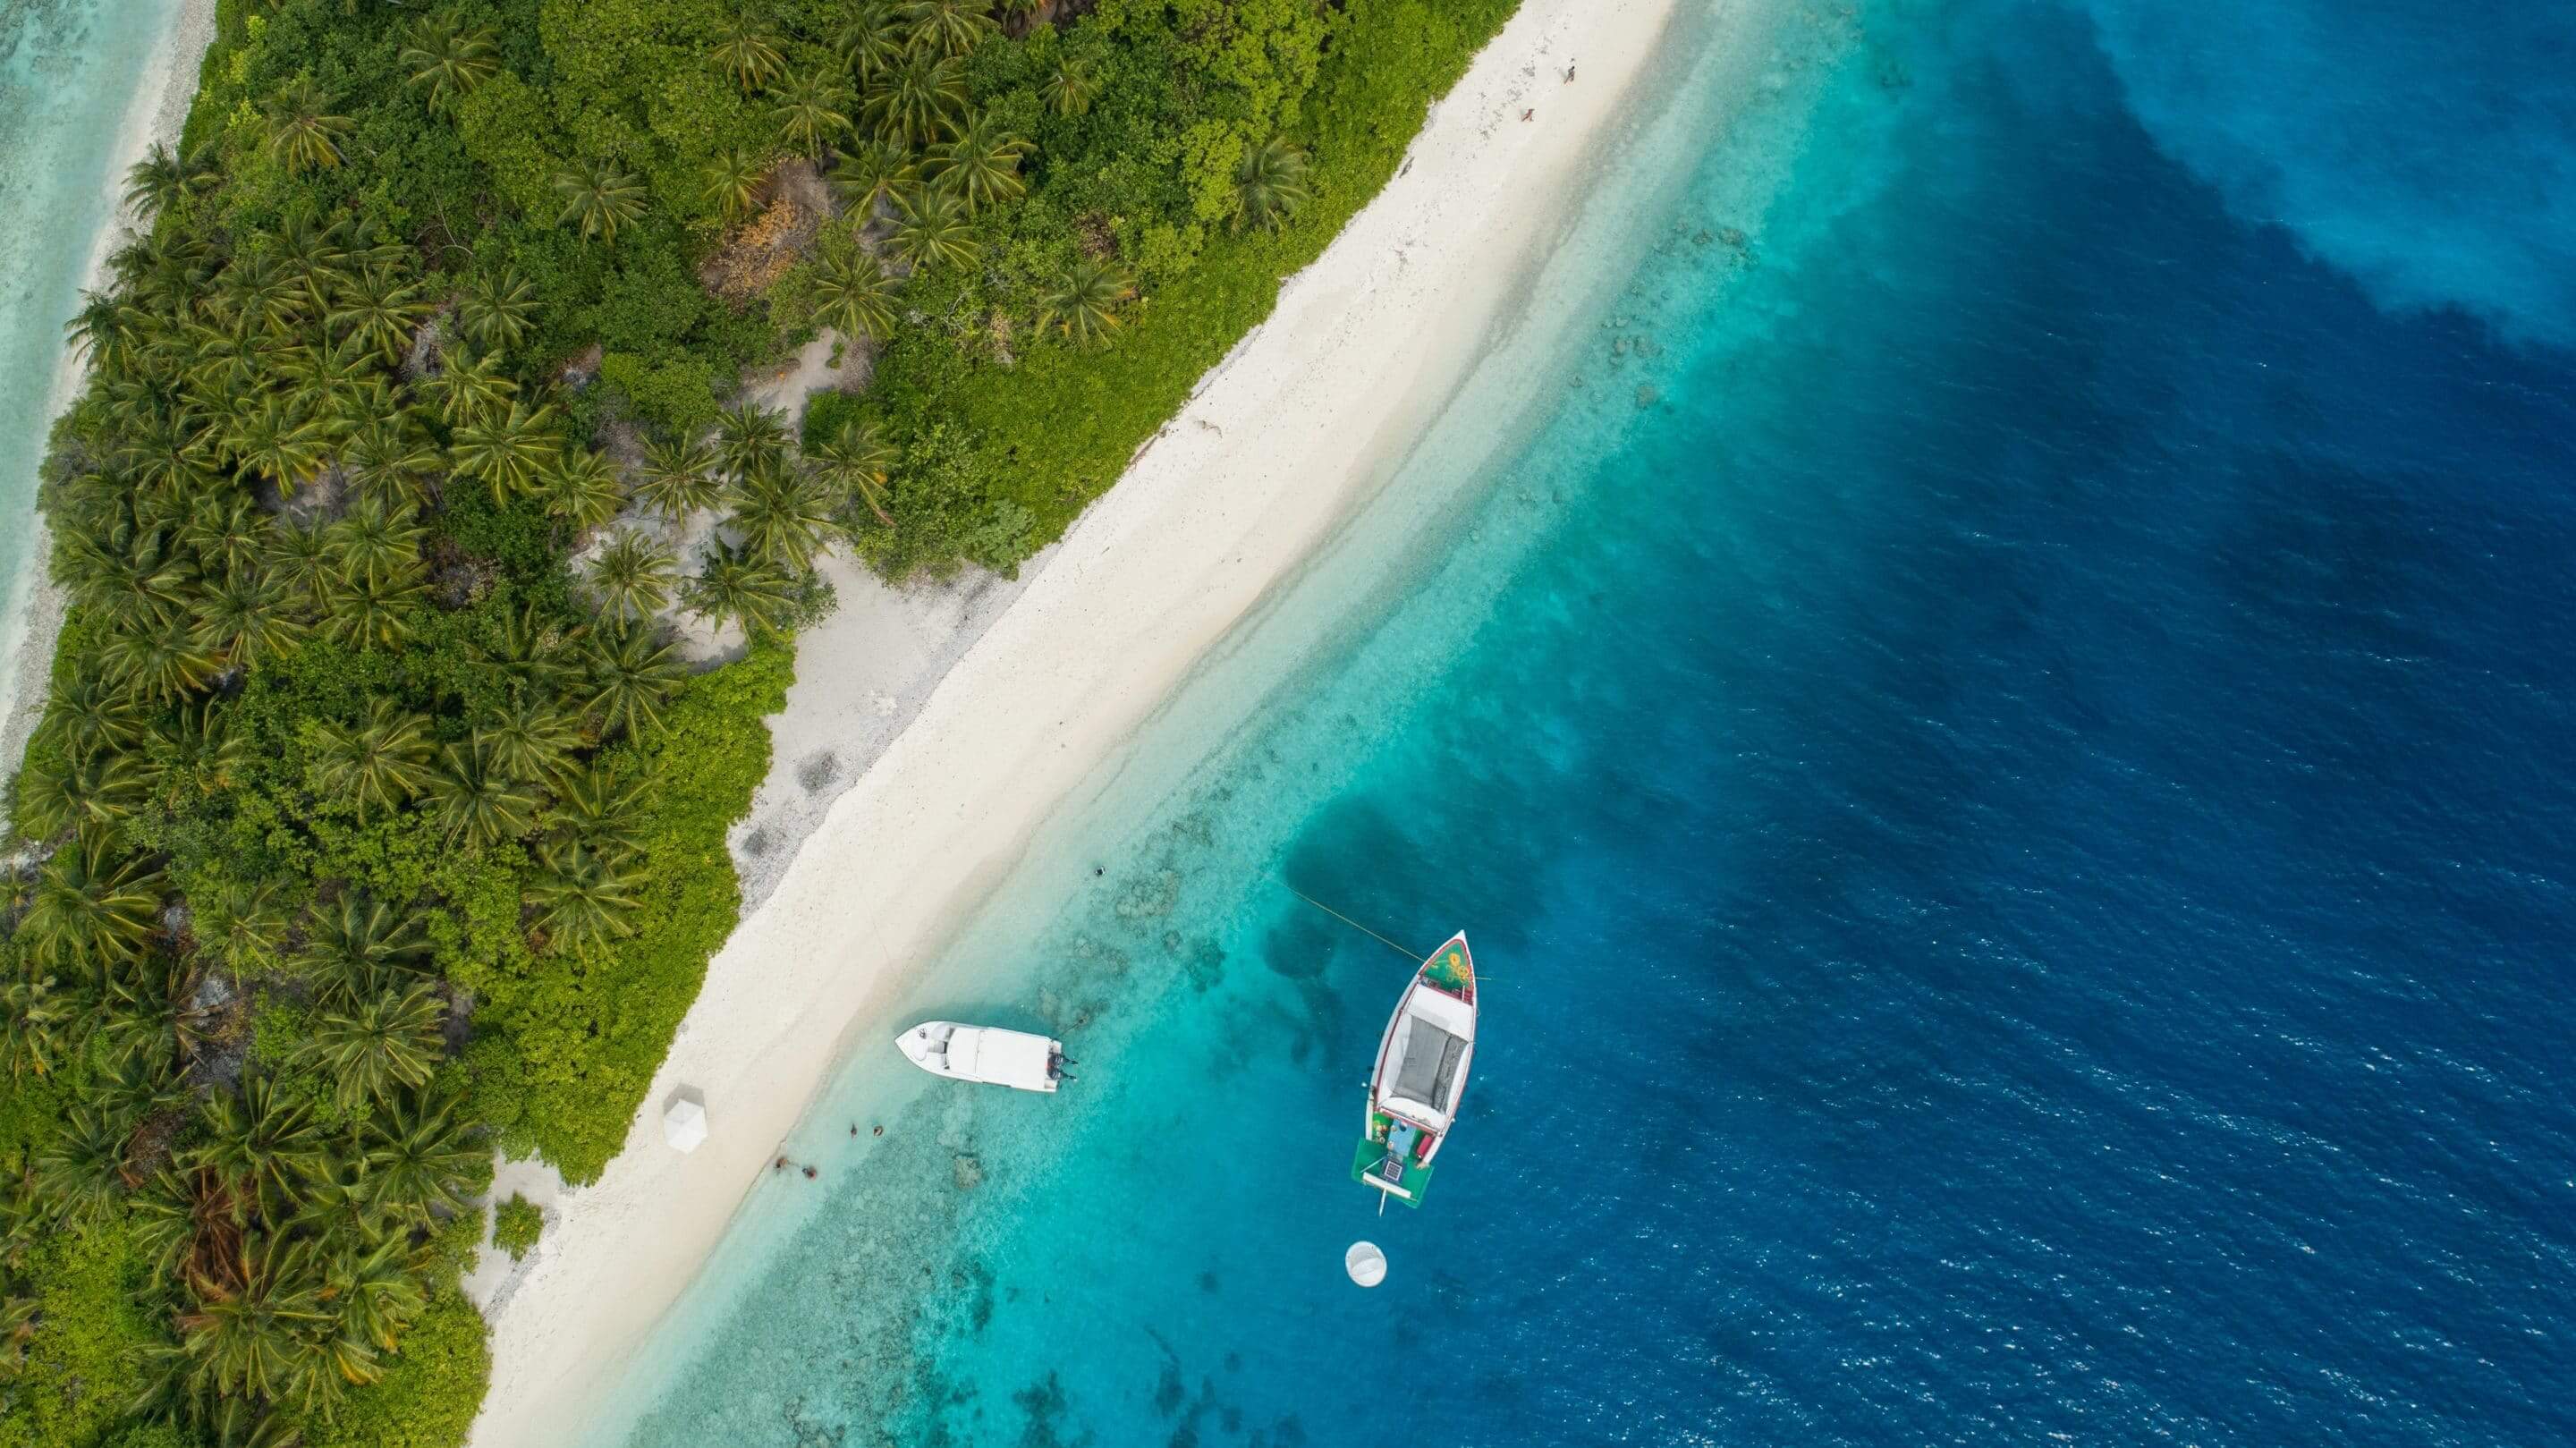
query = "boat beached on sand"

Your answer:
(896, 1021), (1072, 1092)
(1352, 932), (1478, 1207)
